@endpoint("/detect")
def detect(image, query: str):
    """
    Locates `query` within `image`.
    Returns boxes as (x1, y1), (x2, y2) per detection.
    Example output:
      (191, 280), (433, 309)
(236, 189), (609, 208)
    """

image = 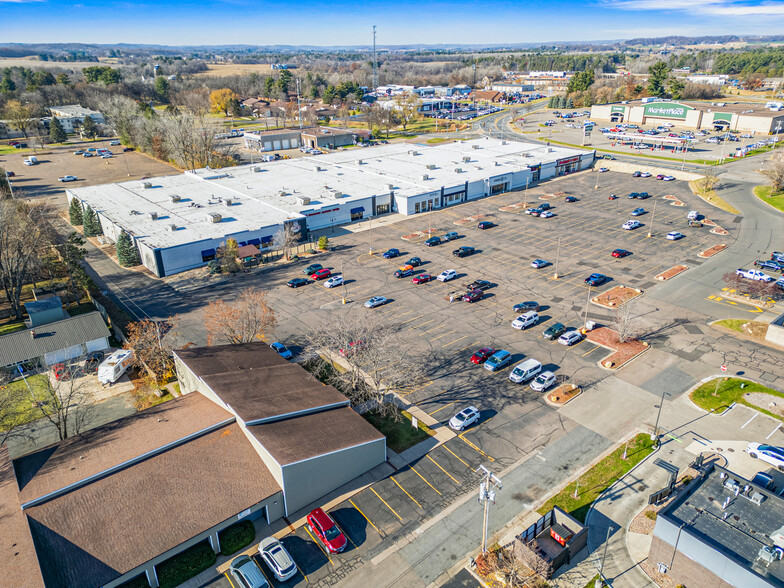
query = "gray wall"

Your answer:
(281, 438), (386, 515)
